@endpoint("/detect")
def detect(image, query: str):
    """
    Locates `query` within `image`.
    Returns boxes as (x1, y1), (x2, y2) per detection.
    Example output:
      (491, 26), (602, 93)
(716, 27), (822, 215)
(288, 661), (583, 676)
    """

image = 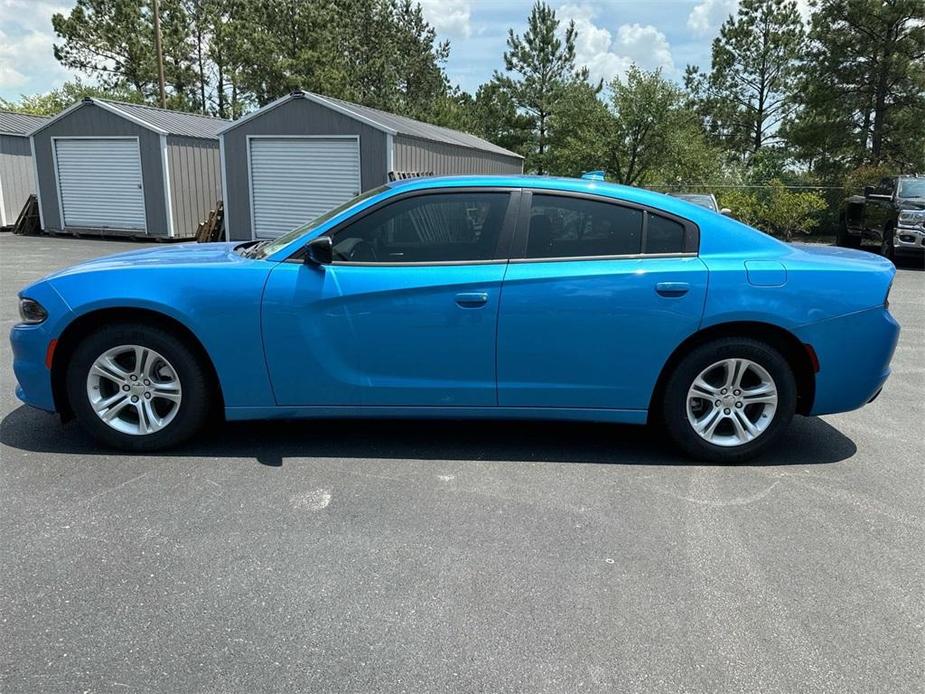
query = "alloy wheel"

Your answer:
(85, 344), (182, 436)
(686, 358), (778, 447)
